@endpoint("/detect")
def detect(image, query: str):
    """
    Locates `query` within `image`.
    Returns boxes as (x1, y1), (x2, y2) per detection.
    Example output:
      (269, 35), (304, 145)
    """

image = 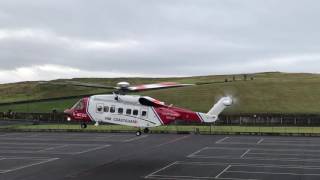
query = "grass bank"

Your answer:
(1, 72), (320, 114)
